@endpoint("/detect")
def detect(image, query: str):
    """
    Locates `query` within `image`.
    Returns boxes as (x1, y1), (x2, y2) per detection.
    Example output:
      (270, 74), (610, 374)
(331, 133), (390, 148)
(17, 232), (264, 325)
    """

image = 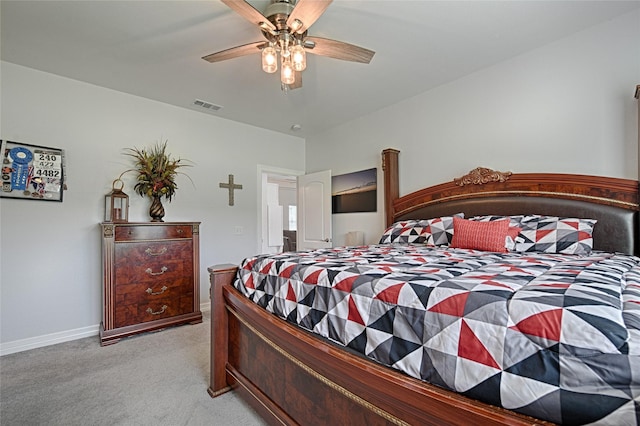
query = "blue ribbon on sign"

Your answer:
(9, 147), (33, 191)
